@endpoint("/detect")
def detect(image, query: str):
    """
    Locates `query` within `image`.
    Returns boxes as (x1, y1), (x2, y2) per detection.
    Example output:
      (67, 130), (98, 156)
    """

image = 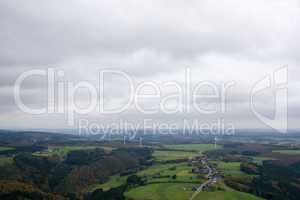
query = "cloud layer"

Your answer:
(0, 0), (299, 131)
